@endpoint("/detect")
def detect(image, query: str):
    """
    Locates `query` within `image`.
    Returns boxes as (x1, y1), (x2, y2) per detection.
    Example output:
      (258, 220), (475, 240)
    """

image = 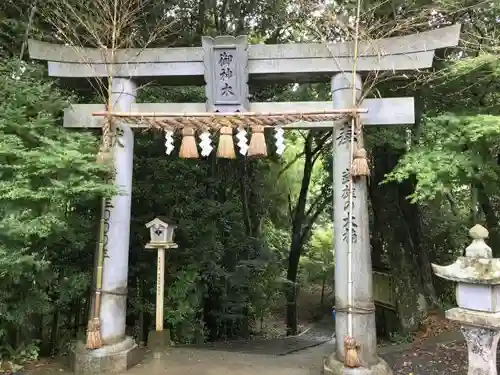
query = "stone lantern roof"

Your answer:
(432, 224), (500, 285)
